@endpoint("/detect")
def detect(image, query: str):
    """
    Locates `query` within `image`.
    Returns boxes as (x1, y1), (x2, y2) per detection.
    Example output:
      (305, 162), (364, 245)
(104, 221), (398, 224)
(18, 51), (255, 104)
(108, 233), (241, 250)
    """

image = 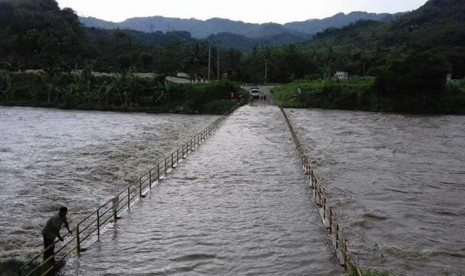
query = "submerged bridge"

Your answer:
(19, 98), (362, 275)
